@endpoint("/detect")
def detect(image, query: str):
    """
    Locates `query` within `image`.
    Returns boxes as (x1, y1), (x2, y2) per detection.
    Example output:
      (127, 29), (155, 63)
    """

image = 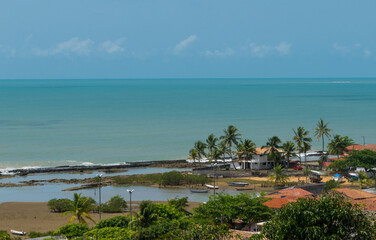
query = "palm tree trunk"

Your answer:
(305, 152), (308, 184)
(322, 137), (325, 153)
